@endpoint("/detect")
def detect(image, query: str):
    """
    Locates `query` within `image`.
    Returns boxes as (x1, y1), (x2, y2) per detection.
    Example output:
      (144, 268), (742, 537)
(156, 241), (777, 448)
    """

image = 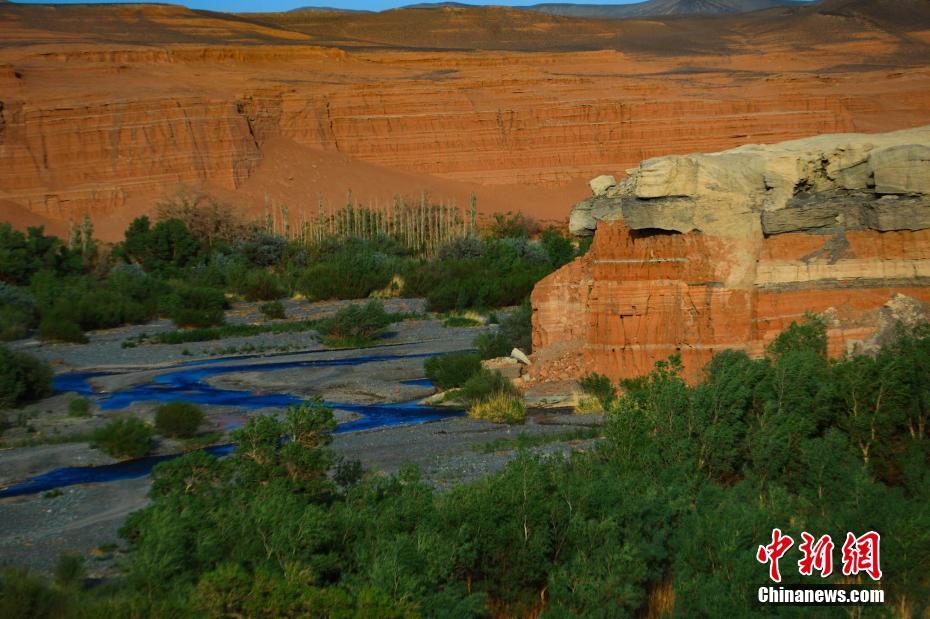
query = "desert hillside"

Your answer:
(1, 0), (930, 239)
